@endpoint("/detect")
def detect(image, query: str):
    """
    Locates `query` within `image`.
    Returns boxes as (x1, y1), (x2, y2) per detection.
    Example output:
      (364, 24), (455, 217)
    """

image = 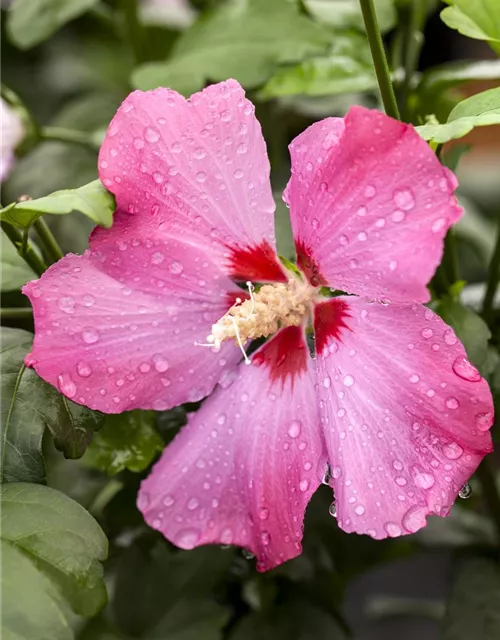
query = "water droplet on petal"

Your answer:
(392, 210), (406, 223)
(187, 497), (199, 510)
(58, 297), (75, 313)
(452, 356), (481, 382)
(77, 362), (92, 378)
(343, 375), (354, 387)
(260, 531), (271, 546)
(163, 495), (175, 507)
(445, 396), (459, 410)
(145, 127), (160, 143)
(329, 501), (337, 517)
(170, 261), (183, 275)
(443, 329), (458, 345)
(409, 374), (420, 384)
(299, 479), (309, 492)
(475, 411), (493, 431)
(393, 187), (415, 210)
(402, 505), (427, 533)
(432, 218), (446, 233)
(82, 328), (99, 344)
(443, 441), (463, 460)
(153, 354), (169, 373)
(196, 171), (207, 183)
(175, 528), (200, 549)
(384, 522), (402, 537)
(288, 420), (302, 438)
(354, 504), (365, 516)
(57, 374), (76, 398)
